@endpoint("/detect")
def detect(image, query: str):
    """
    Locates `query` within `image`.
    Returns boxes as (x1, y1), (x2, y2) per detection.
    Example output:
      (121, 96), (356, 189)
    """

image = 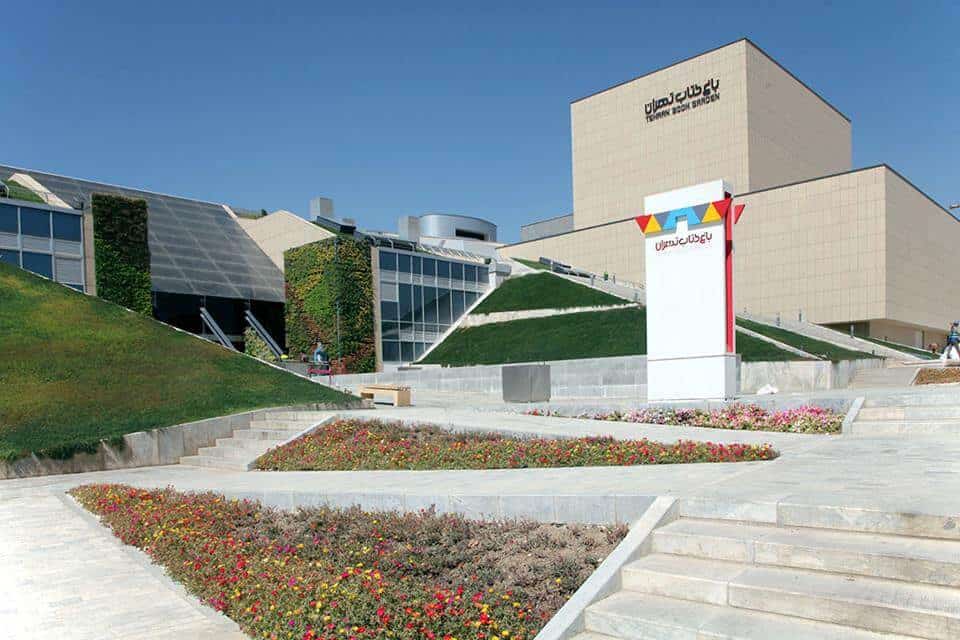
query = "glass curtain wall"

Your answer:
(0, 200), (85, 290)
(378, 248), (489, 364)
